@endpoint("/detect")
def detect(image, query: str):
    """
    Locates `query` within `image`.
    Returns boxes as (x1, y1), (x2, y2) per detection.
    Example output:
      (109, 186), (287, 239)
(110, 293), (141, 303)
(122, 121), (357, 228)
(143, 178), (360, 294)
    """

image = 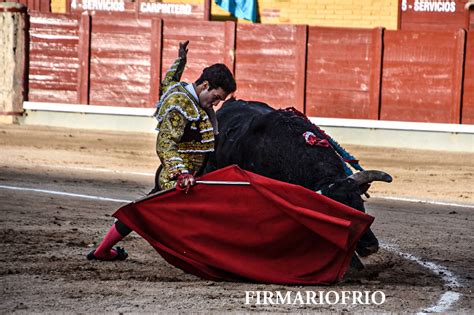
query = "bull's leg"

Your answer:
(320, 180), (380, 257)
(349, 253), (364, 270)
(356, 228), (379, 257)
